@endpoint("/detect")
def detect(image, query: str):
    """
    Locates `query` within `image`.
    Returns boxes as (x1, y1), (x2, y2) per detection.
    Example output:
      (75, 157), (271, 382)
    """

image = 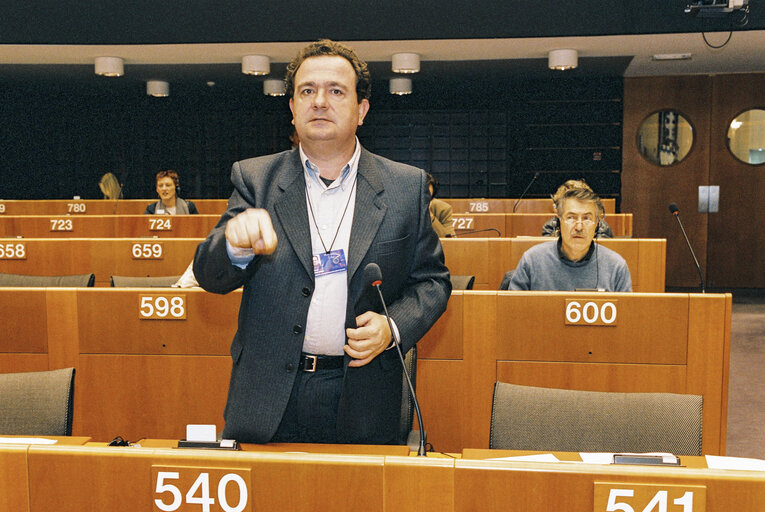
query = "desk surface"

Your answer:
(14, 443), (765, 512)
